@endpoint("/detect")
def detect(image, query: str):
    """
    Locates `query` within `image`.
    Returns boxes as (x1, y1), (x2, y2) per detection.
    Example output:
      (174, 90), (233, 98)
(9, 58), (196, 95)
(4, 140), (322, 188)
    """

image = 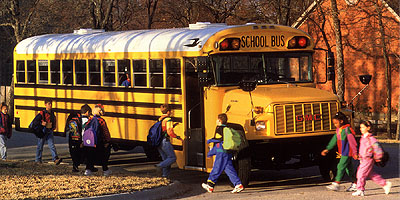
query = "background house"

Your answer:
(293, 0), (399, 121)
